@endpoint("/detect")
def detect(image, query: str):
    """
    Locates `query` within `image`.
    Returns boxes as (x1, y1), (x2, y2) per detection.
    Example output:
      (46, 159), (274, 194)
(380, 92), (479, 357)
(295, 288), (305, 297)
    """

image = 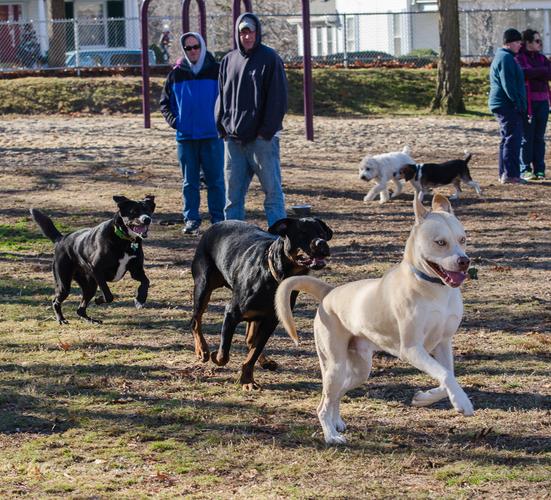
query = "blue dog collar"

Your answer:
(410, 265), (444, 285)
